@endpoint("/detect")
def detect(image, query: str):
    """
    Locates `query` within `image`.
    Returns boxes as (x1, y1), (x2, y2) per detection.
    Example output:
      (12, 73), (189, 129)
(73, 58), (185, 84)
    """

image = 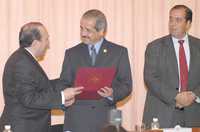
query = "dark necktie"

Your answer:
(90, 45), (97, 66)
(178, 40), (188, 91)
